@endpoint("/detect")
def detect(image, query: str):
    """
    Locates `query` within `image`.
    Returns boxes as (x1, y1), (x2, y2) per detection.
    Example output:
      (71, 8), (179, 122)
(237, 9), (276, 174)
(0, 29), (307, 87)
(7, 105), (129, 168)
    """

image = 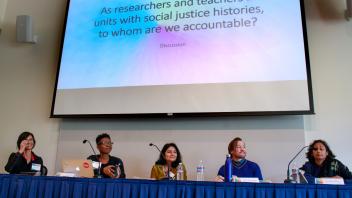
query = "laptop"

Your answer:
(61, 159), (94, 178)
